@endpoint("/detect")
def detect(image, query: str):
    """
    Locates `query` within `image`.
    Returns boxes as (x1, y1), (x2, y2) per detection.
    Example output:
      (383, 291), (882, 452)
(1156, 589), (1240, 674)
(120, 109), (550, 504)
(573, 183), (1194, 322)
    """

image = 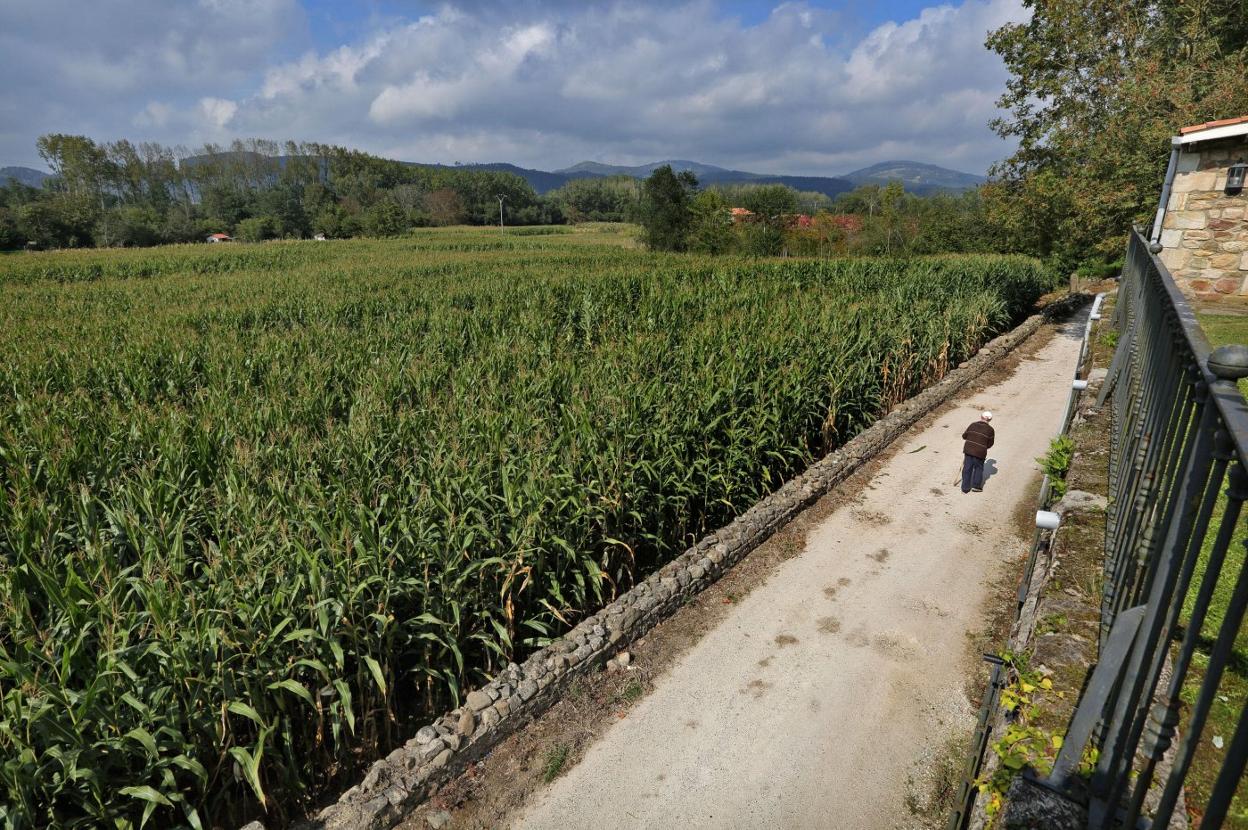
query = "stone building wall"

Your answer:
(1157, 138), (1248, 299)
